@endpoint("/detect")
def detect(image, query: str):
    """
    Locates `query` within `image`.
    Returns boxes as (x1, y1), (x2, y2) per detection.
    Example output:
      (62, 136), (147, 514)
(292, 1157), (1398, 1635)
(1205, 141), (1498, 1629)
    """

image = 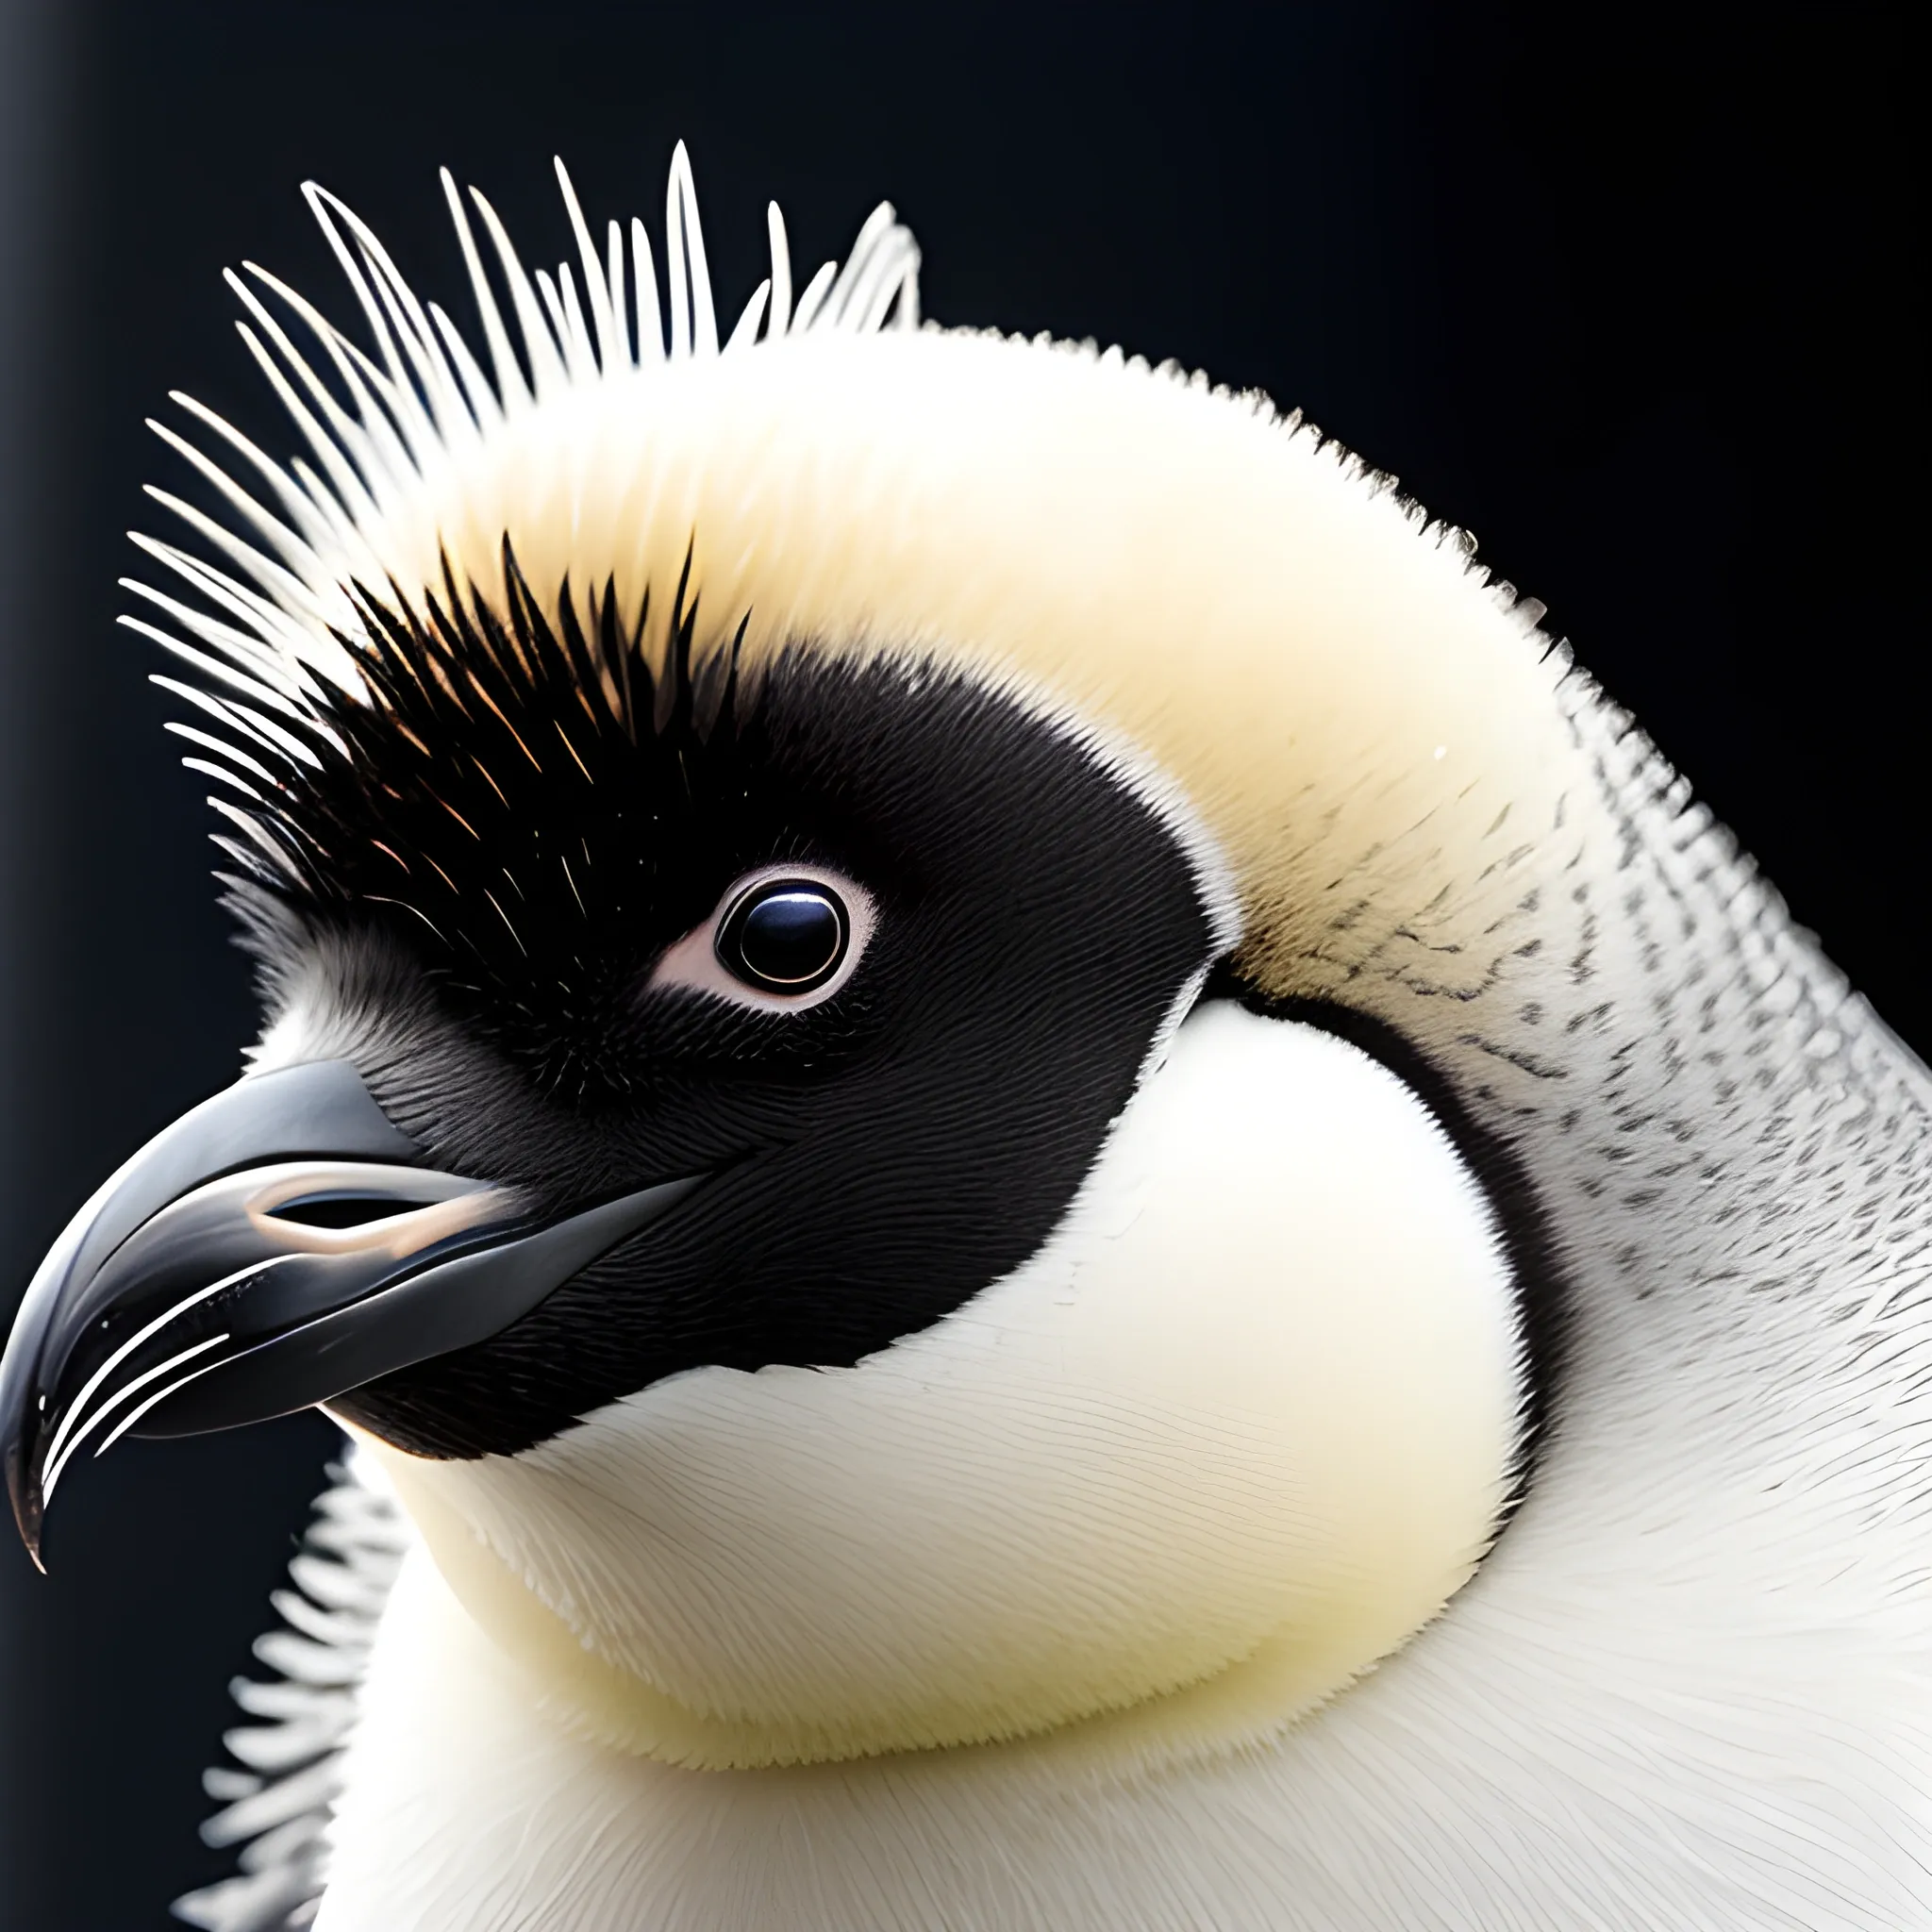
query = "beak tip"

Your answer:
(4, 1435), (48, 1573)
